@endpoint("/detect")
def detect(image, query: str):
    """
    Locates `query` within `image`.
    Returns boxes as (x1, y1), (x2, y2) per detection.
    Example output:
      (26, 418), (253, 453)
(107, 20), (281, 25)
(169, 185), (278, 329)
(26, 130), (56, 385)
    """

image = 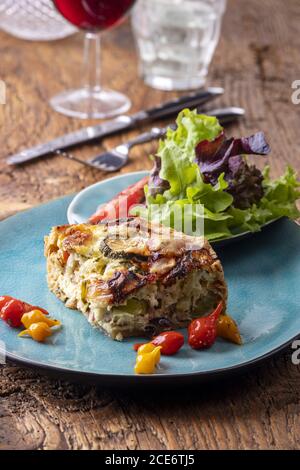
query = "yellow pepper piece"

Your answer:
(21, 310), (61, 329)
(19, 322), (52, 343)
(151, 346), (161, 365)
(217, 314), (242, 345)
(137, 343), (161, 364)
(135, 353), (155, 374)
(135, 346), (161, 374)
